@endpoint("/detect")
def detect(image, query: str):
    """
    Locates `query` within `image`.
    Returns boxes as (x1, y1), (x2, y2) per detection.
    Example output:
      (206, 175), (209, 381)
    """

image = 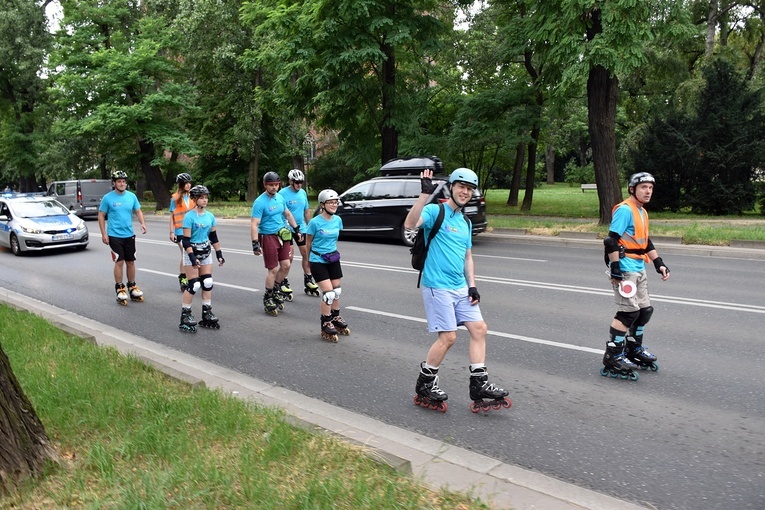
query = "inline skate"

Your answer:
(413, 363), (448, 412)
(600, 343), (639, 381)
(304, 274), (320, 297)
(330, 309), (350, 336)
(263, 290), (280, 316)
(179, 307), (197, 333)
(275, 279), (294, 302)
(198, 304), (220, 329)
(127, 281), (144, 302)
(626, 335), (659, 371)
(321, 315), (338, 342)
(178, 273), (187, 292)
(115, 282), (128, 306)
(469, 367), (512, 413)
